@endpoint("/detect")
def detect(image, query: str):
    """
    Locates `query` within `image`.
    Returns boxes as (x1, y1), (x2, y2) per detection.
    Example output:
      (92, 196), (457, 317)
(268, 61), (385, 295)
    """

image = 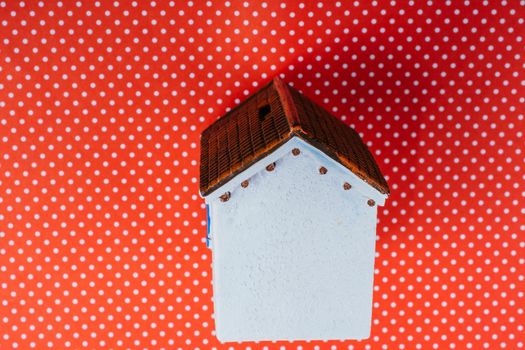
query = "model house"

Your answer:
(199, 77), (389, 342)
